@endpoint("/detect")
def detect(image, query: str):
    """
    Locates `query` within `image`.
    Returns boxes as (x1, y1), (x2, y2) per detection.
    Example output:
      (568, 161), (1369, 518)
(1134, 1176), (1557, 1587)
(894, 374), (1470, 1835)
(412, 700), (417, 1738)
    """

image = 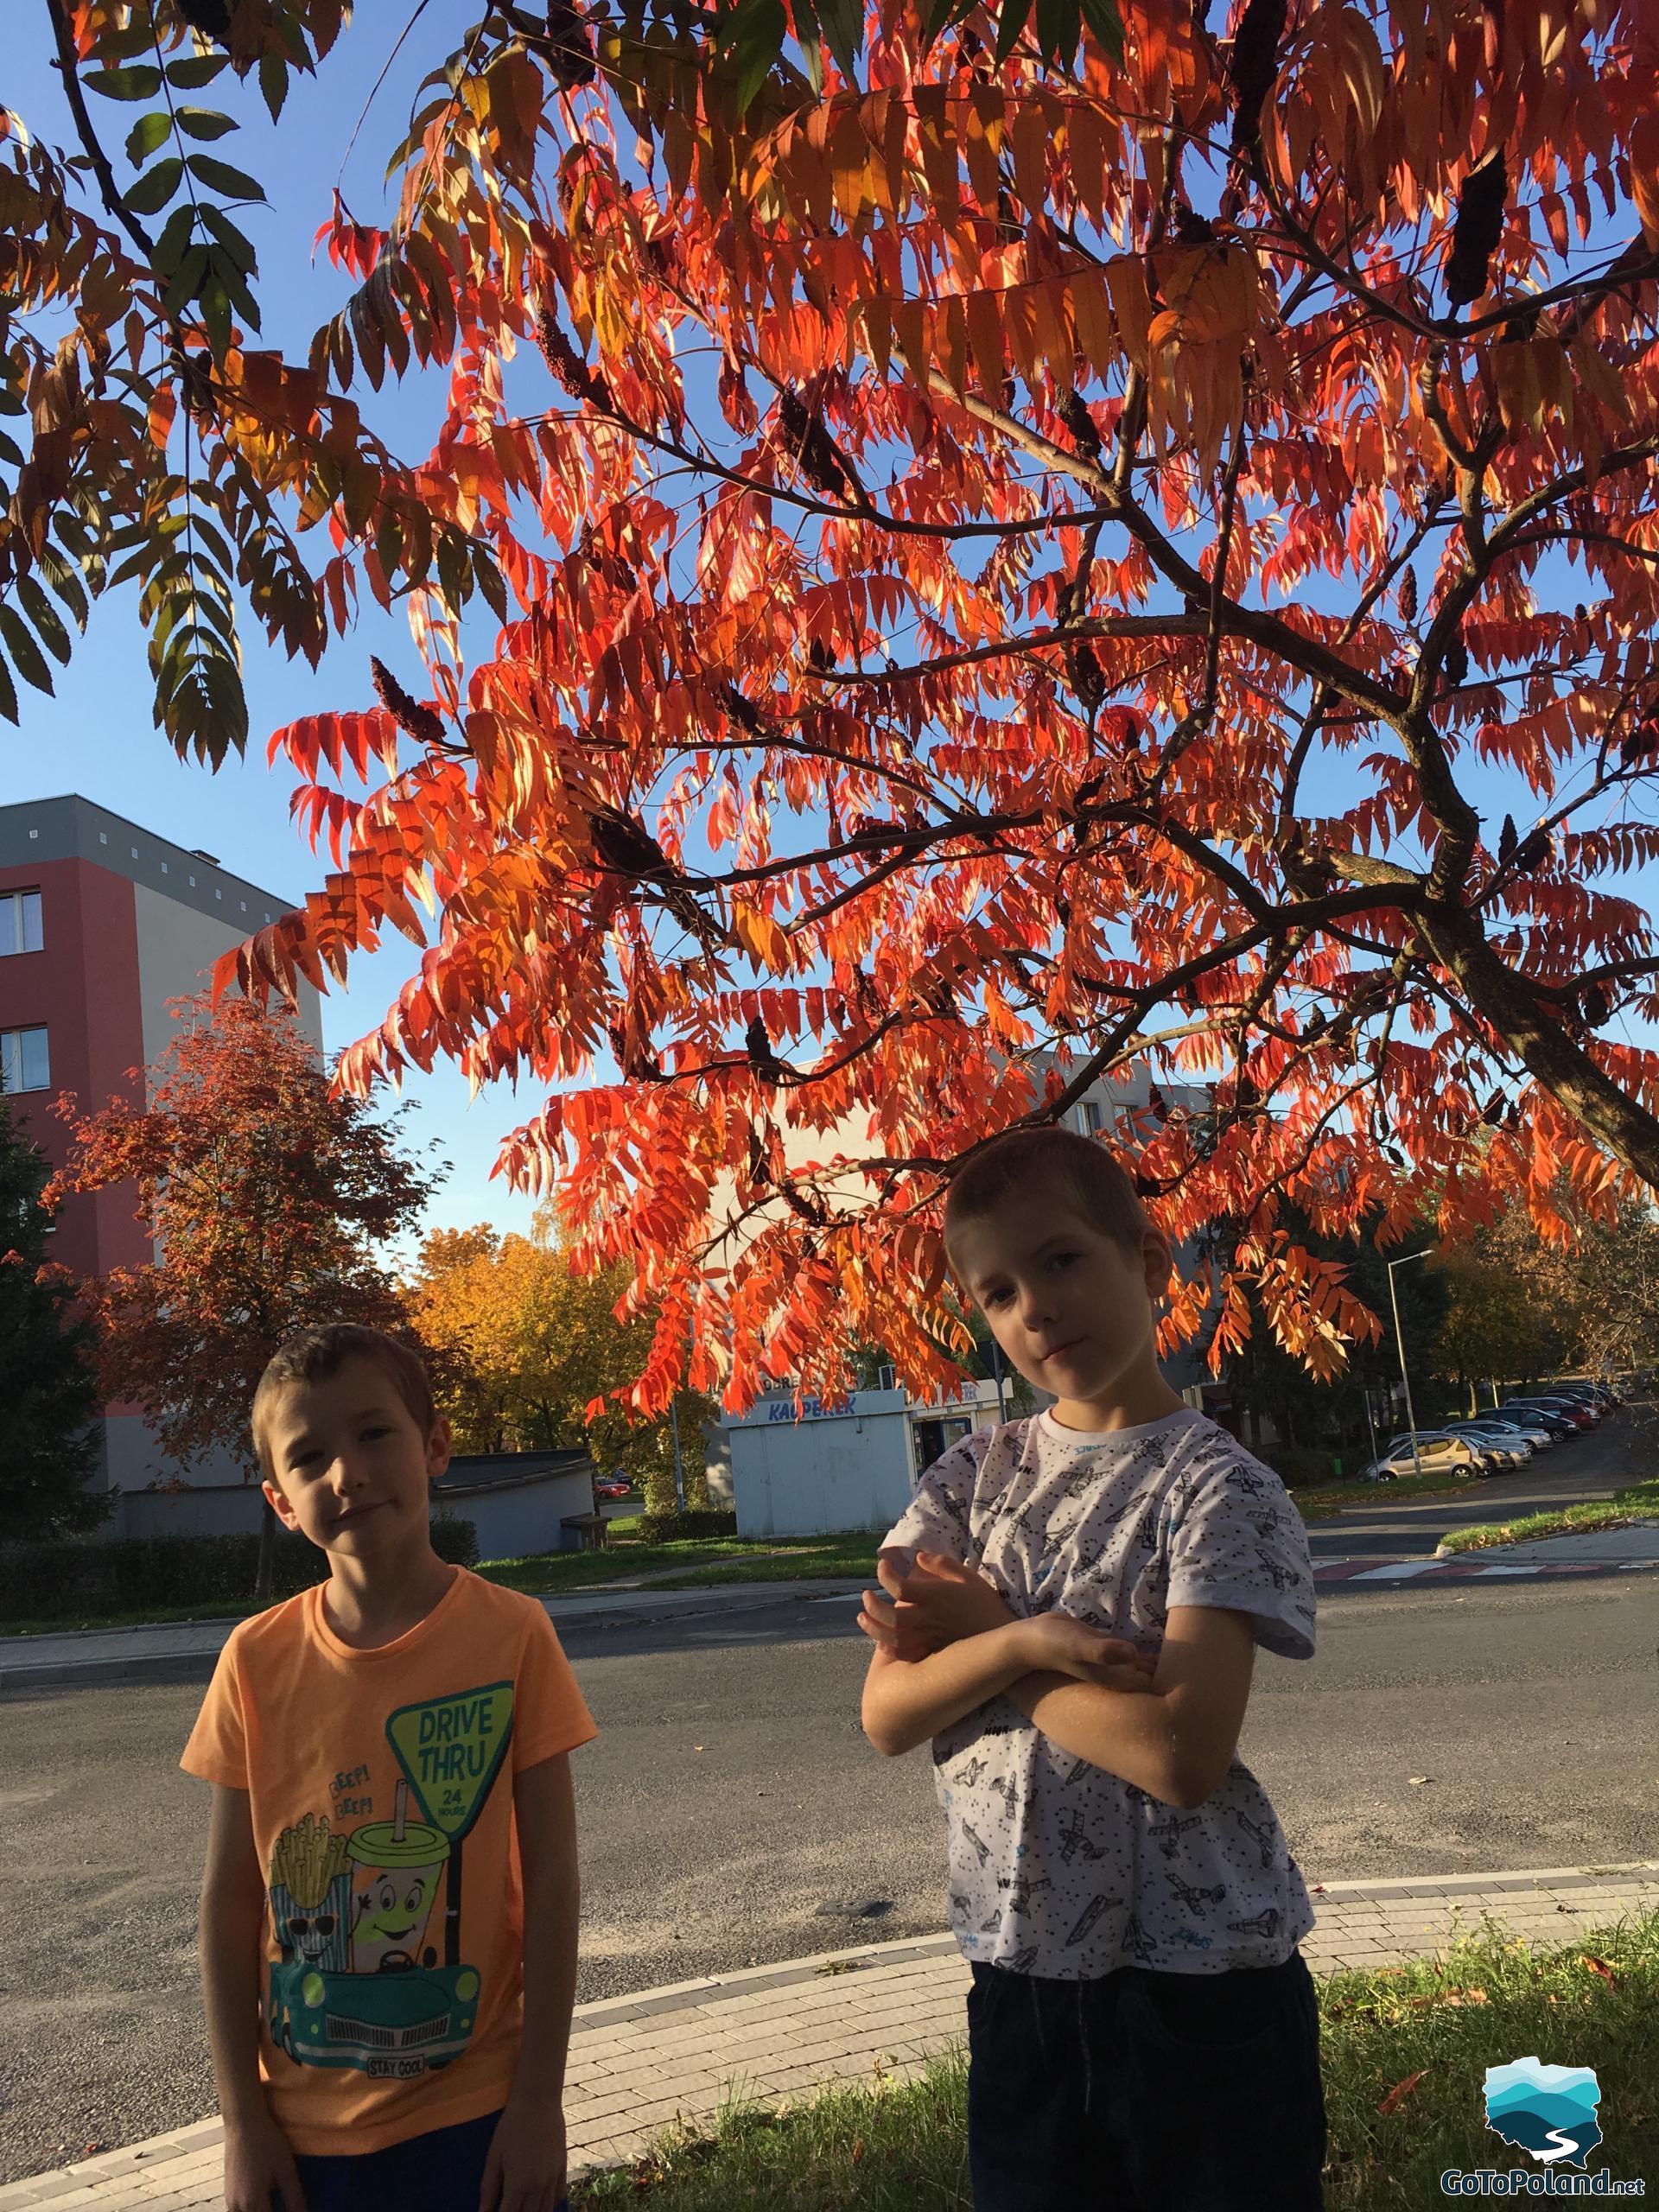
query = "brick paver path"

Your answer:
(3, 1861), (1653, 2208)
